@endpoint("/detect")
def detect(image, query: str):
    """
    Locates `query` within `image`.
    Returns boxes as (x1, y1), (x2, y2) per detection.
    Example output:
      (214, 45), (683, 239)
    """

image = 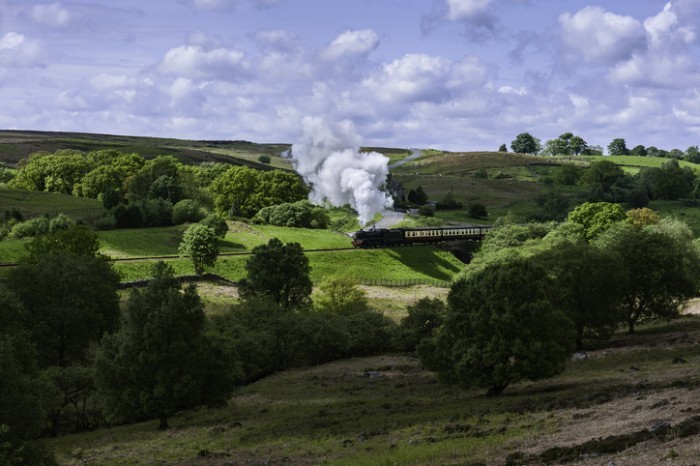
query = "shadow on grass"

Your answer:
(386, 246), (461, 281)
(219, 239), (247, 252)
